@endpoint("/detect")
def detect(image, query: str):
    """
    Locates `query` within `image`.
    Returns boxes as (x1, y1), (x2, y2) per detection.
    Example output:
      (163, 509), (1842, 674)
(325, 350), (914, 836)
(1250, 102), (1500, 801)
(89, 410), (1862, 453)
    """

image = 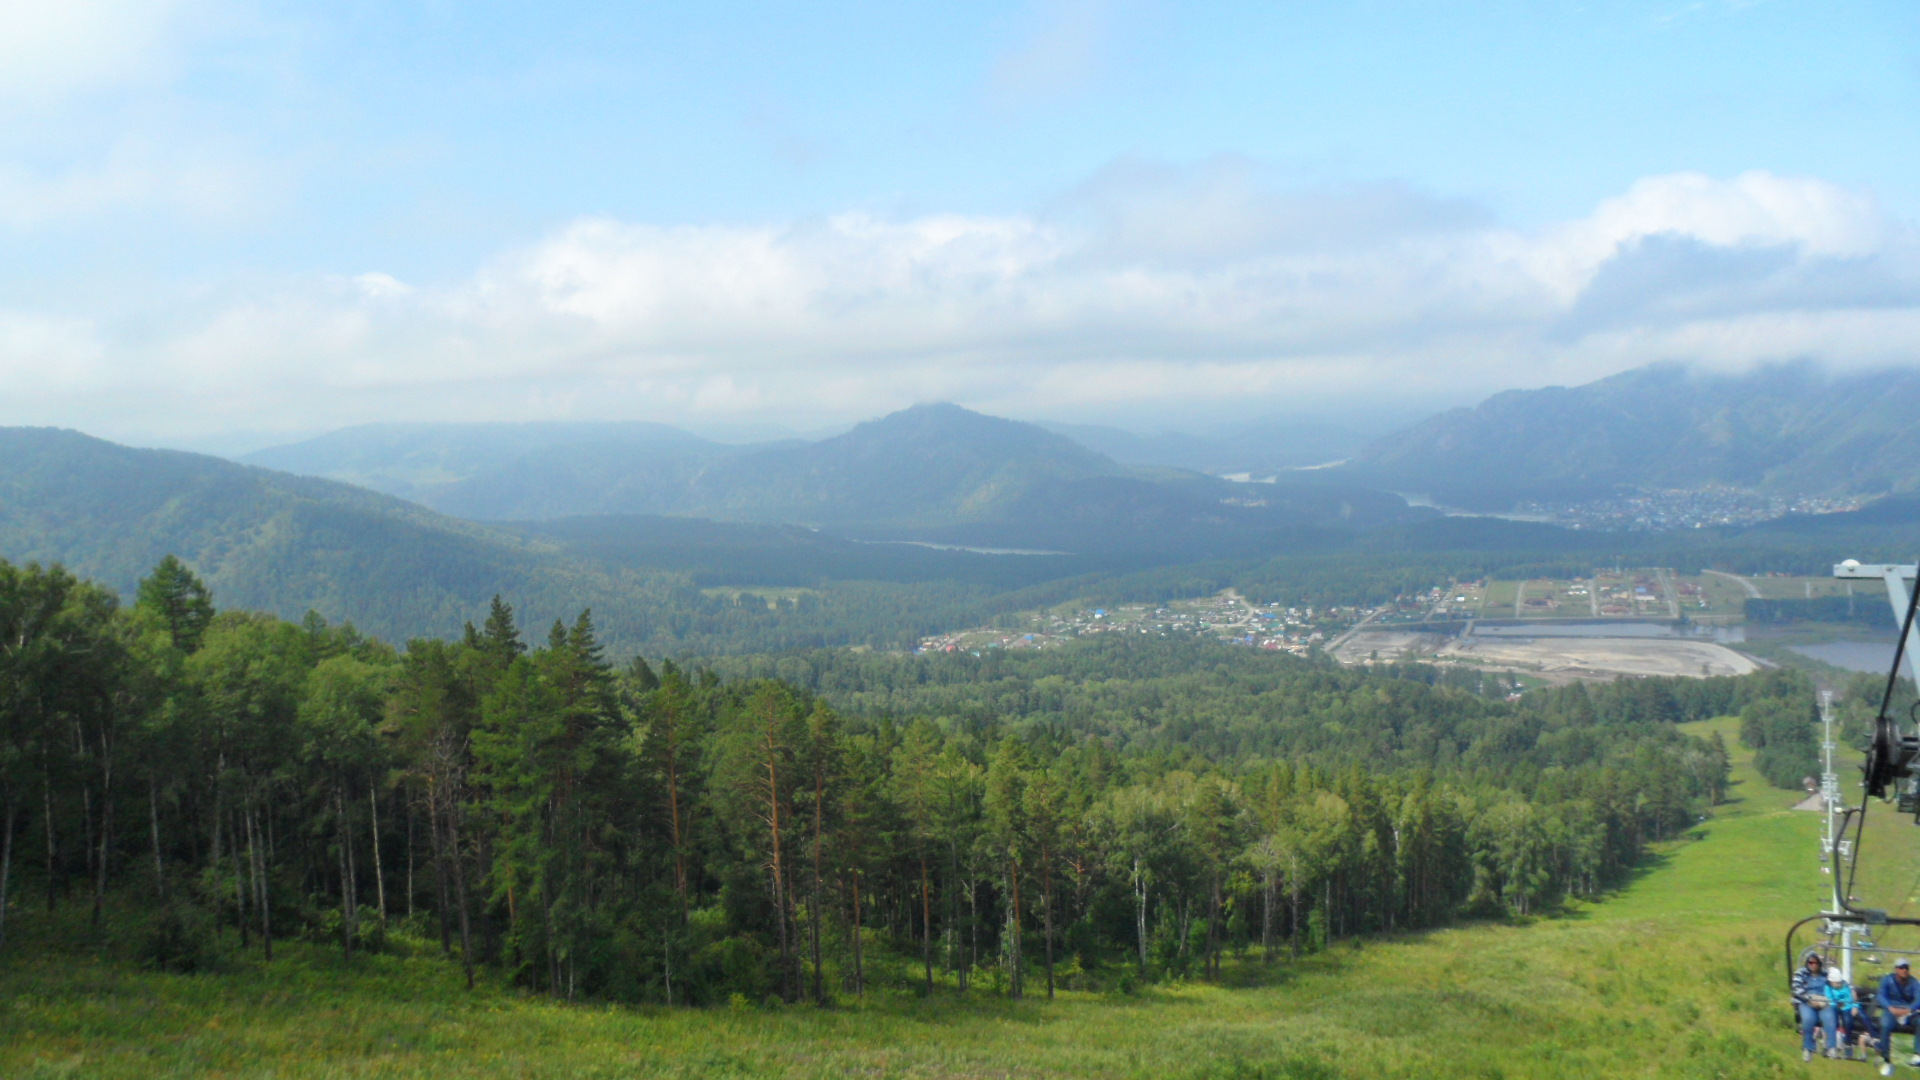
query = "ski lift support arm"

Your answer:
(1833, 563), (1920, 693)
